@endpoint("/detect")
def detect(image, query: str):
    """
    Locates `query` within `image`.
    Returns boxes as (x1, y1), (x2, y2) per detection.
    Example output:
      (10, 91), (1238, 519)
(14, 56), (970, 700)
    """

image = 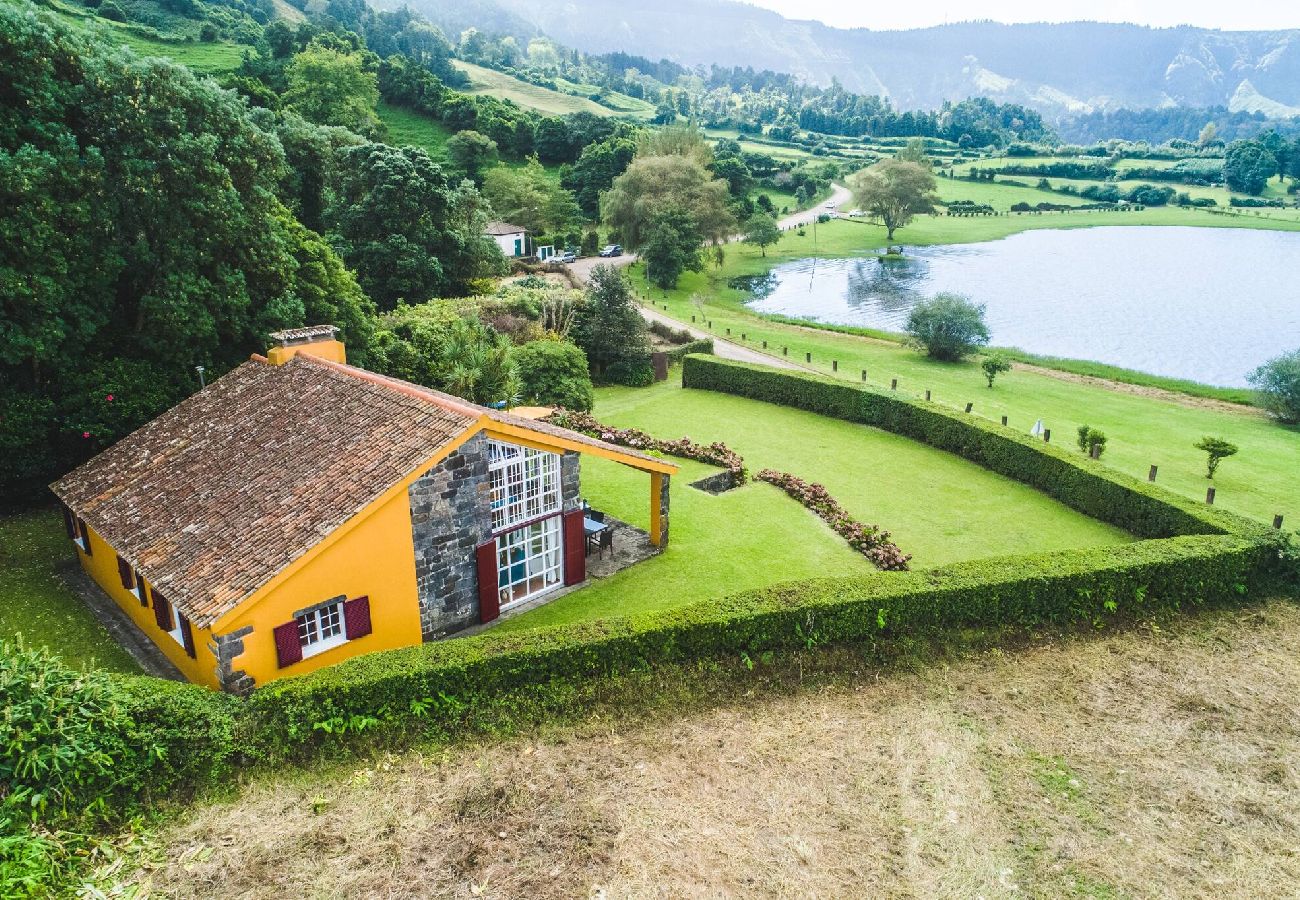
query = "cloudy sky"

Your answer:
(742, 0), (1295, 31)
